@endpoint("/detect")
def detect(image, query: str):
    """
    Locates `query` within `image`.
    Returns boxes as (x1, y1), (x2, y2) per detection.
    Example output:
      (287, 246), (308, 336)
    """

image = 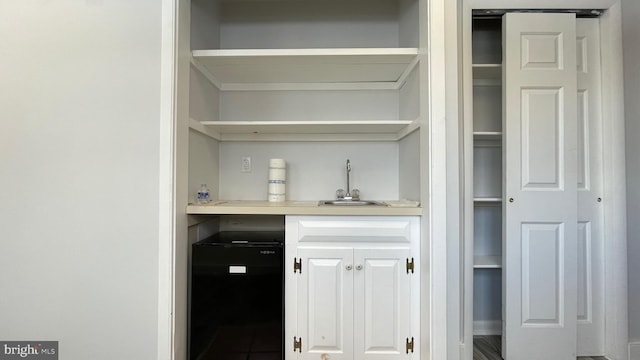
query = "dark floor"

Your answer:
(474, 336), (502, 360)
(197, 324), (281, 360)
(473, 336), (609, 360)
